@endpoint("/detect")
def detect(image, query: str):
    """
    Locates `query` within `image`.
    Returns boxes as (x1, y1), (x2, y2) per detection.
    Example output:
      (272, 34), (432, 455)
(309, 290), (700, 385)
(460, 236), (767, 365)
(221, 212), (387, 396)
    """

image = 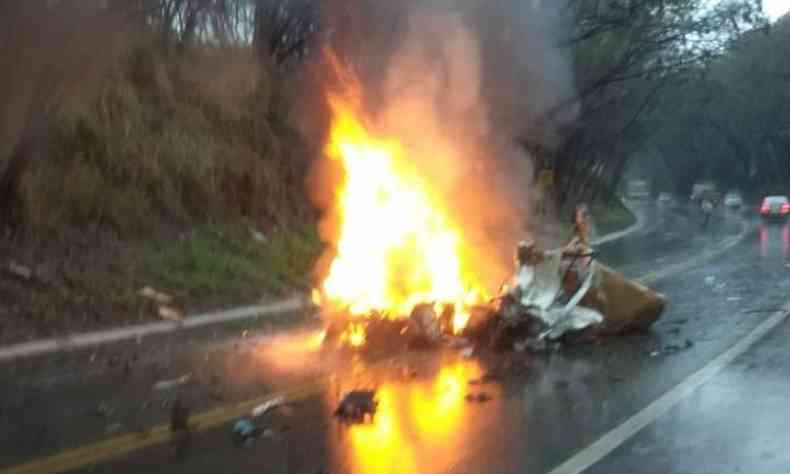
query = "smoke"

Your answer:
(310, 0), (576, 291)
